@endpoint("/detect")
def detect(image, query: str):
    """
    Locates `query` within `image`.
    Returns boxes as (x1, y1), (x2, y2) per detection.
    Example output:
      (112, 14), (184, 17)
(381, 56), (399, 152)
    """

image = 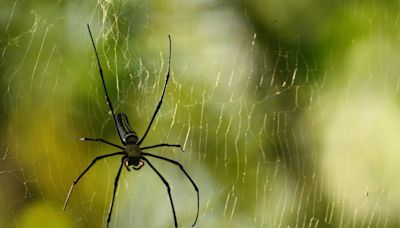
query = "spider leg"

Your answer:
(63, 151), (125, 210)
(87, 24), (124, 144)
(142, 153), (199, 227)
(138, 35), (172, 146)
(142, 157), (178, 228)
(106, 159), (124, 228)
(140, 143), (184, 152)
(79, 137), (124, 150)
